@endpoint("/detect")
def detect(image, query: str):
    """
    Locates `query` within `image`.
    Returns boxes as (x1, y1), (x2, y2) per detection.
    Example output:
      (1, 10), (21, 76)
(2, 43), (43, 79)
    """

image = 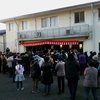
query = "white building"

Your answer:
(0, 1), (100, 54)
(0, 30), (6, 53)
